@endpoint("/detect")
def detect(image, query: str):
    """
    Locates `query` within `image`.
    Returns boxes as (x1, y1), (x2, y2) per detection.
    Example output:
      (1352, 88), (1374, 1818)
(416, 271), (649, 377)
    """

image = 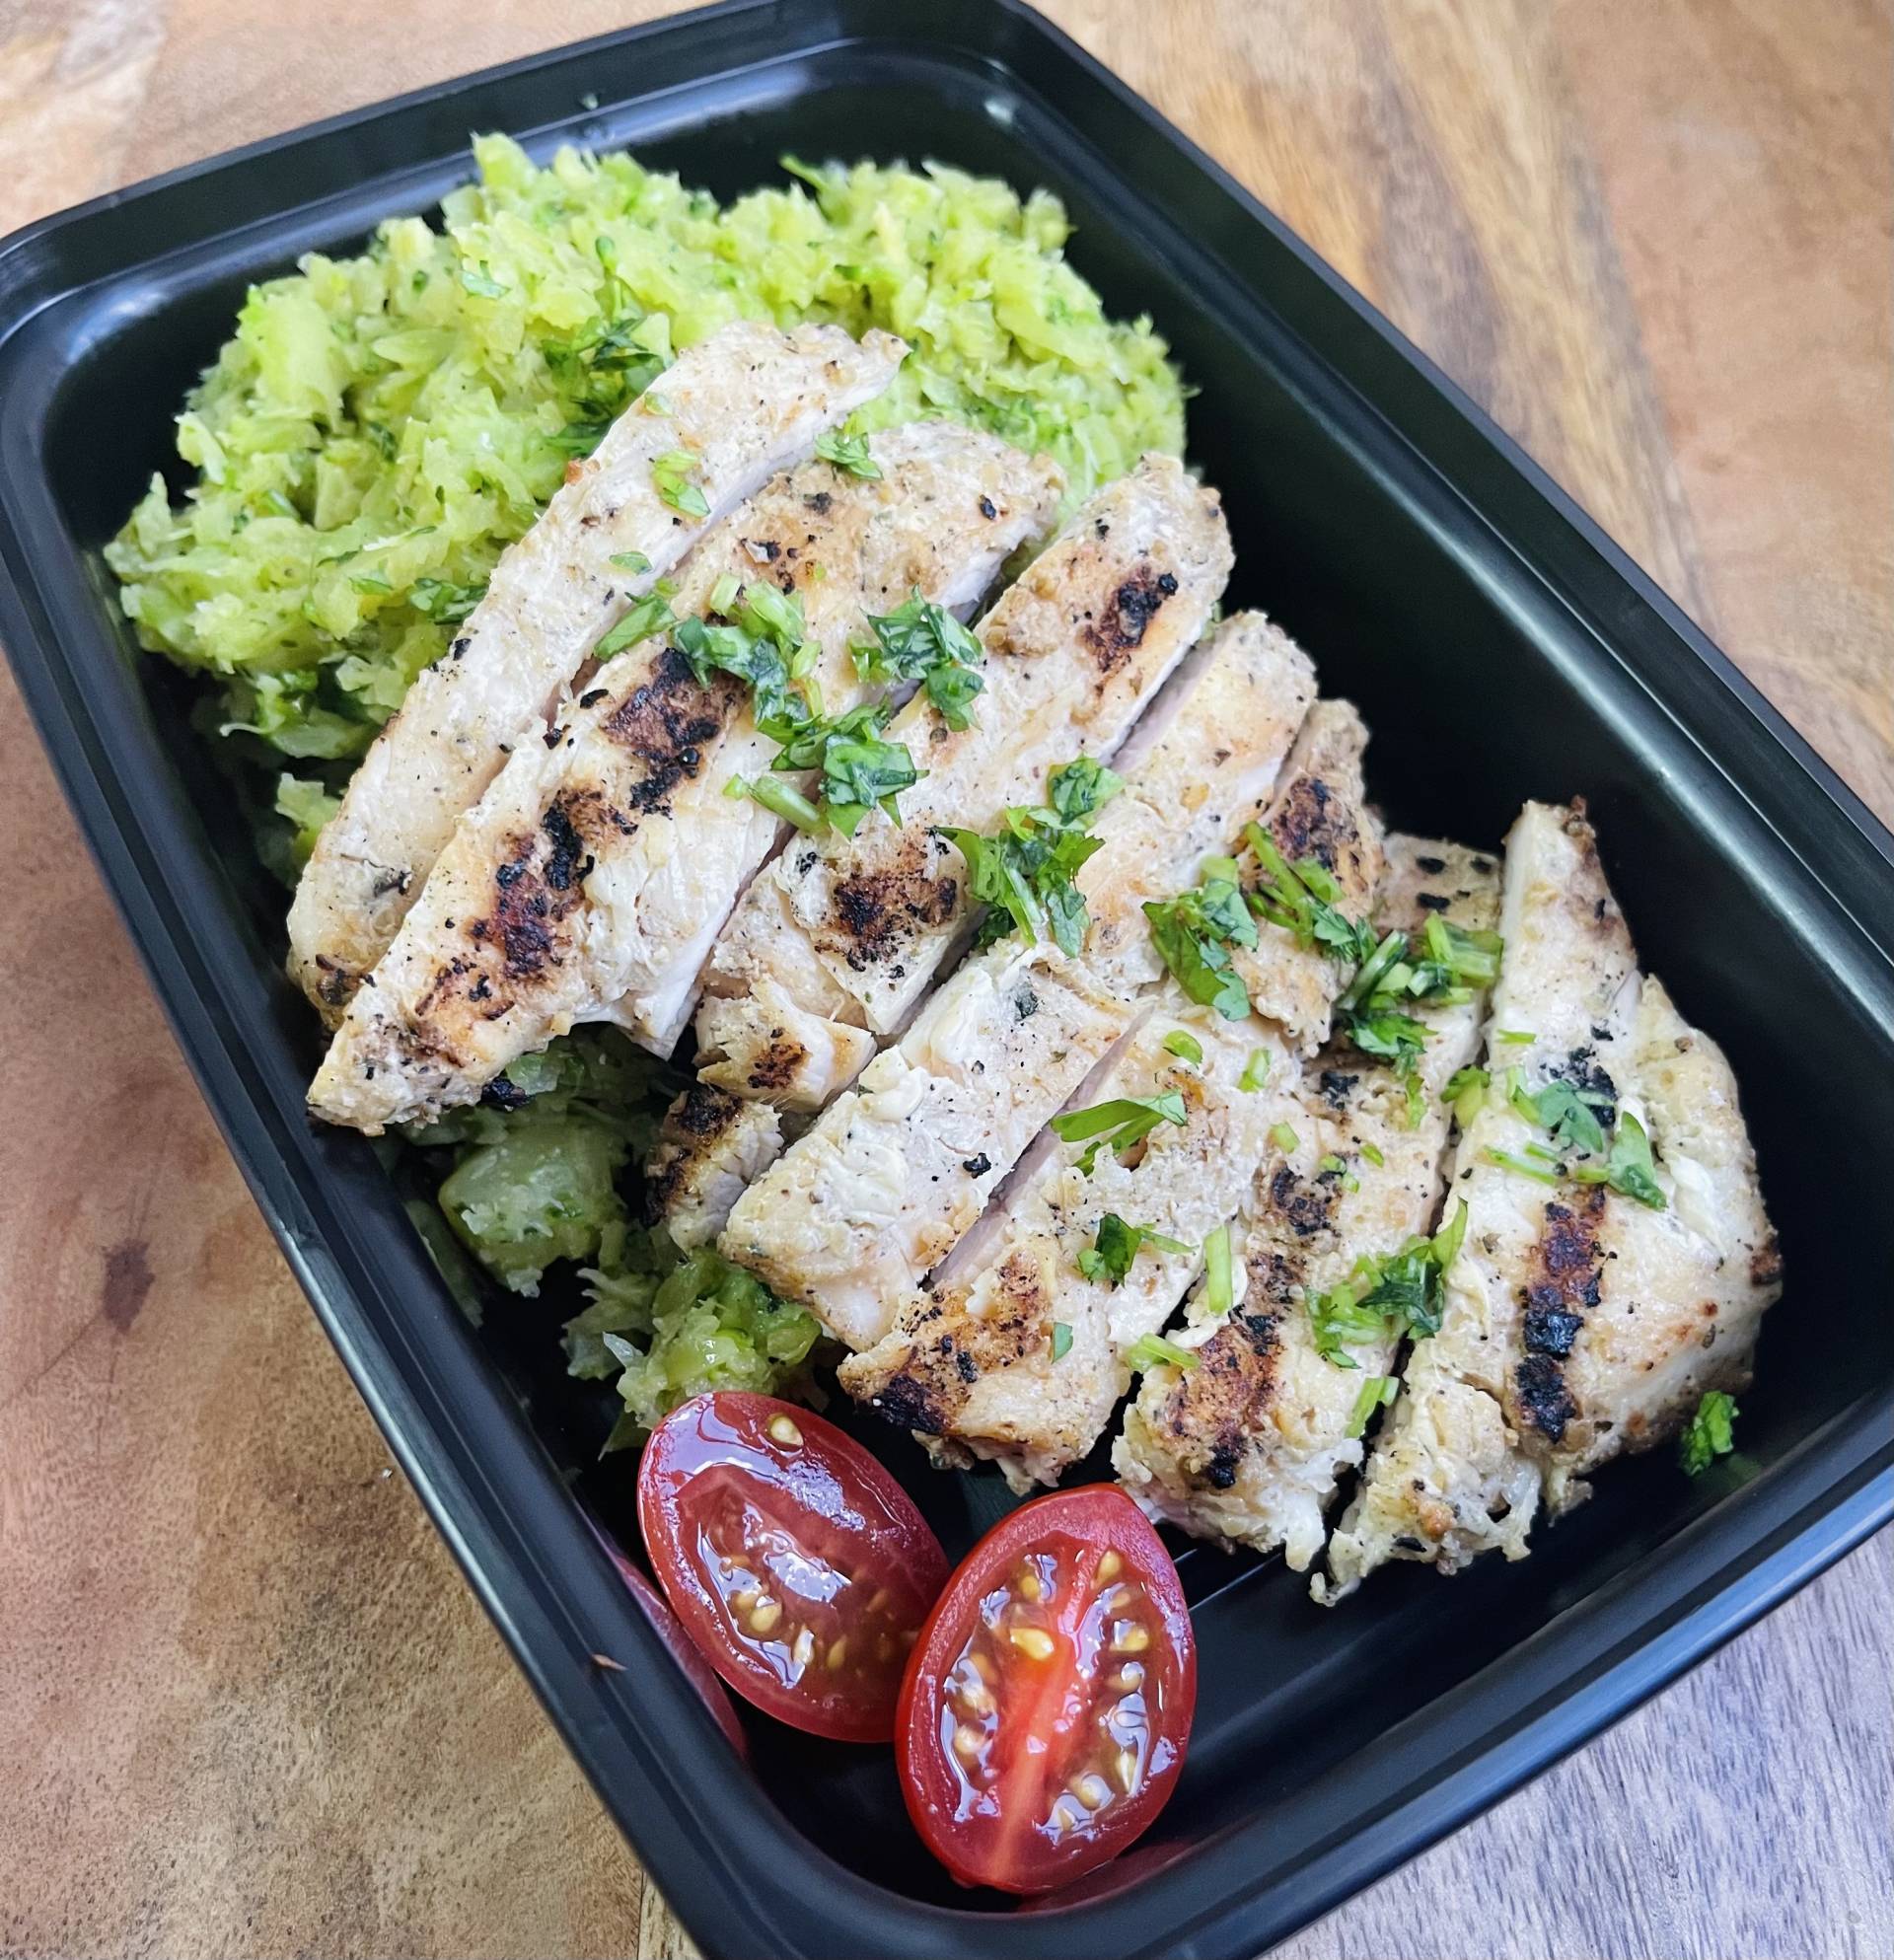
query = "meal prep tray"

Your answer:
(2, 2), (1889, 1952)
